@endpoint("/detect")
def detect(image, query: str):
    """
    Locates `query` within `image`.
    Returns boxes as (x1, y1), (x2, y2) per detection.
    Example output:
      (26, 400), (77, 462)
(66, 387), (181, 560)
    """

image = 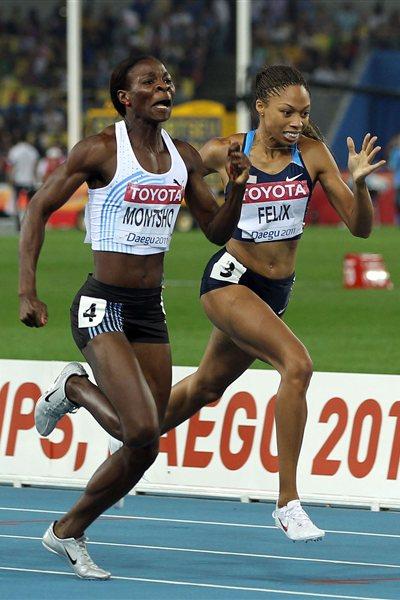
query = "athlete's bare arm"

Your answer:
(200, 134), (245, 186)
(306, 134), (385, 238)
(19, 133), (112, 327)
(176, 139), (250, 245)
